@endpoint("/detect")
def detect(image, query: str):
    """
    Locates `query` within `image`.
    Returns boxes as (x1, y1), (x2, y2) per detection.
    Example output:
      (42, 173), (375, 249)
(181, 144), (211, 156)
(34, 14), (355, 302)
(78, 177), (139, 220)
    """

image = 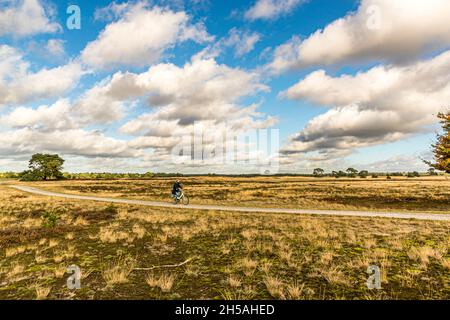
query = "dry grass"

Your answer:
(227, 275), (242, 288)
(0, 179), (449, 300)
(132, 223), (146, 239)
(238, 257), (258, 277)
(264, 276), (285, 299)
(5, 246), (27, 257)
(102, 256), (136, 285)
(407, 246), (444, 267)
(35, 285), (51, 300)
(441, 258), (450, 270)
(146, 272), (176, 292)
(32, 176), (450, 212)
(7, 262), (25, 279)
(286, 281), (305, 300)
(320, 266), (350, 286)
